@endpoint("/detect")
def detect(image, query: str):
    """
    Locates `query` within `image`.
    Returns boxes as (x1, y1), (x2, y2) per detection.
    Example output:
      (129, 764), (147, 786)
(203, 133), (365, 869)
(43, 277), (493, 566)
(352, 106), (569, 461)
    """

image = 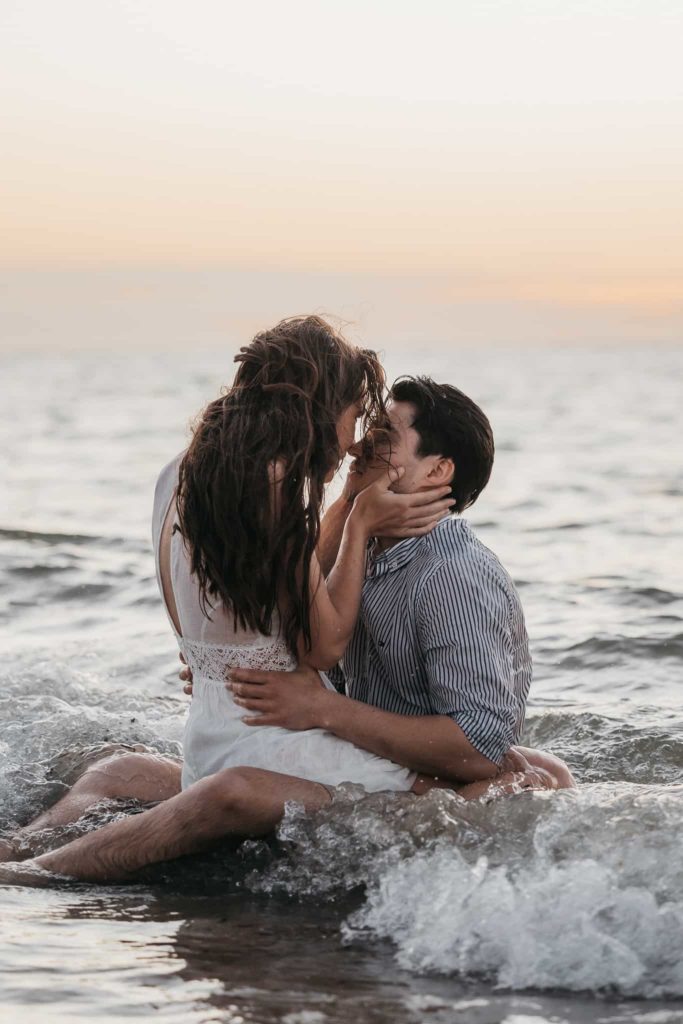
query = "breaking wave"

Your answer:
(2, 661), (682, 999)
